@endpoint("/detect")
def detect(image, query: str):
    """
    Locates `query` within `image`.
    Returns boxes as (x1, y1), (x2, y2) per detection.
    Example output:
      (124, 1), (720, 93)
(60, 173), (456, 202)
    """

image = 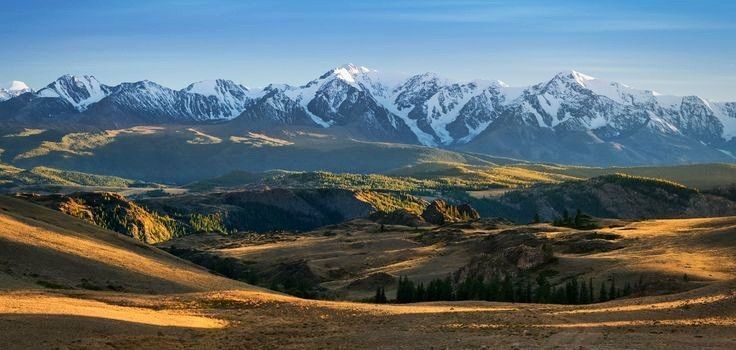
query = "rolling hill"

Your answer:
(0, 195), (246, 293)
